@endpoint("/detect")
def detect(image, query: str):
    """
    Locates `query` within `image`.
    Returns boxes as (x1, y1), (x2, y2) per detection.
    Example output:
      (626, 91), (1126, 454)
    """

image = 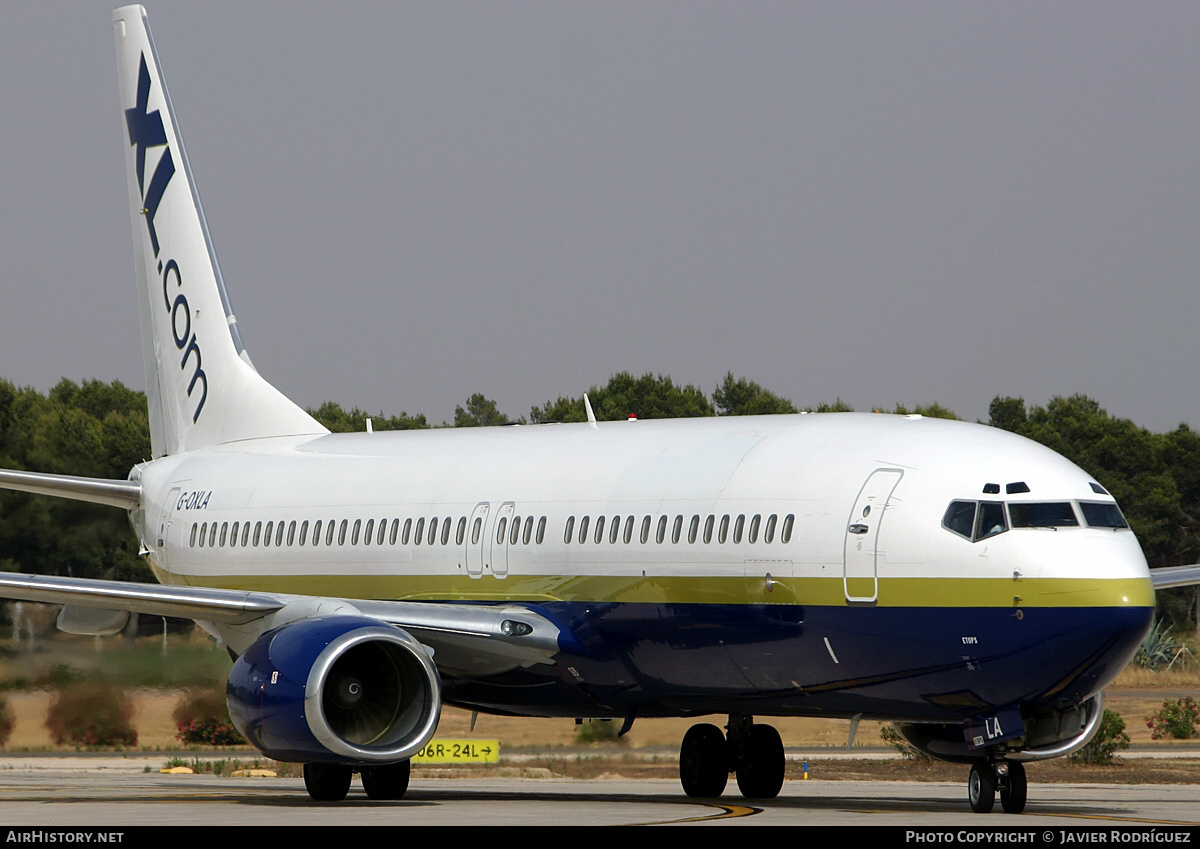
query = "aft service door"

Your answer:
(843, 468), (903, 603)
